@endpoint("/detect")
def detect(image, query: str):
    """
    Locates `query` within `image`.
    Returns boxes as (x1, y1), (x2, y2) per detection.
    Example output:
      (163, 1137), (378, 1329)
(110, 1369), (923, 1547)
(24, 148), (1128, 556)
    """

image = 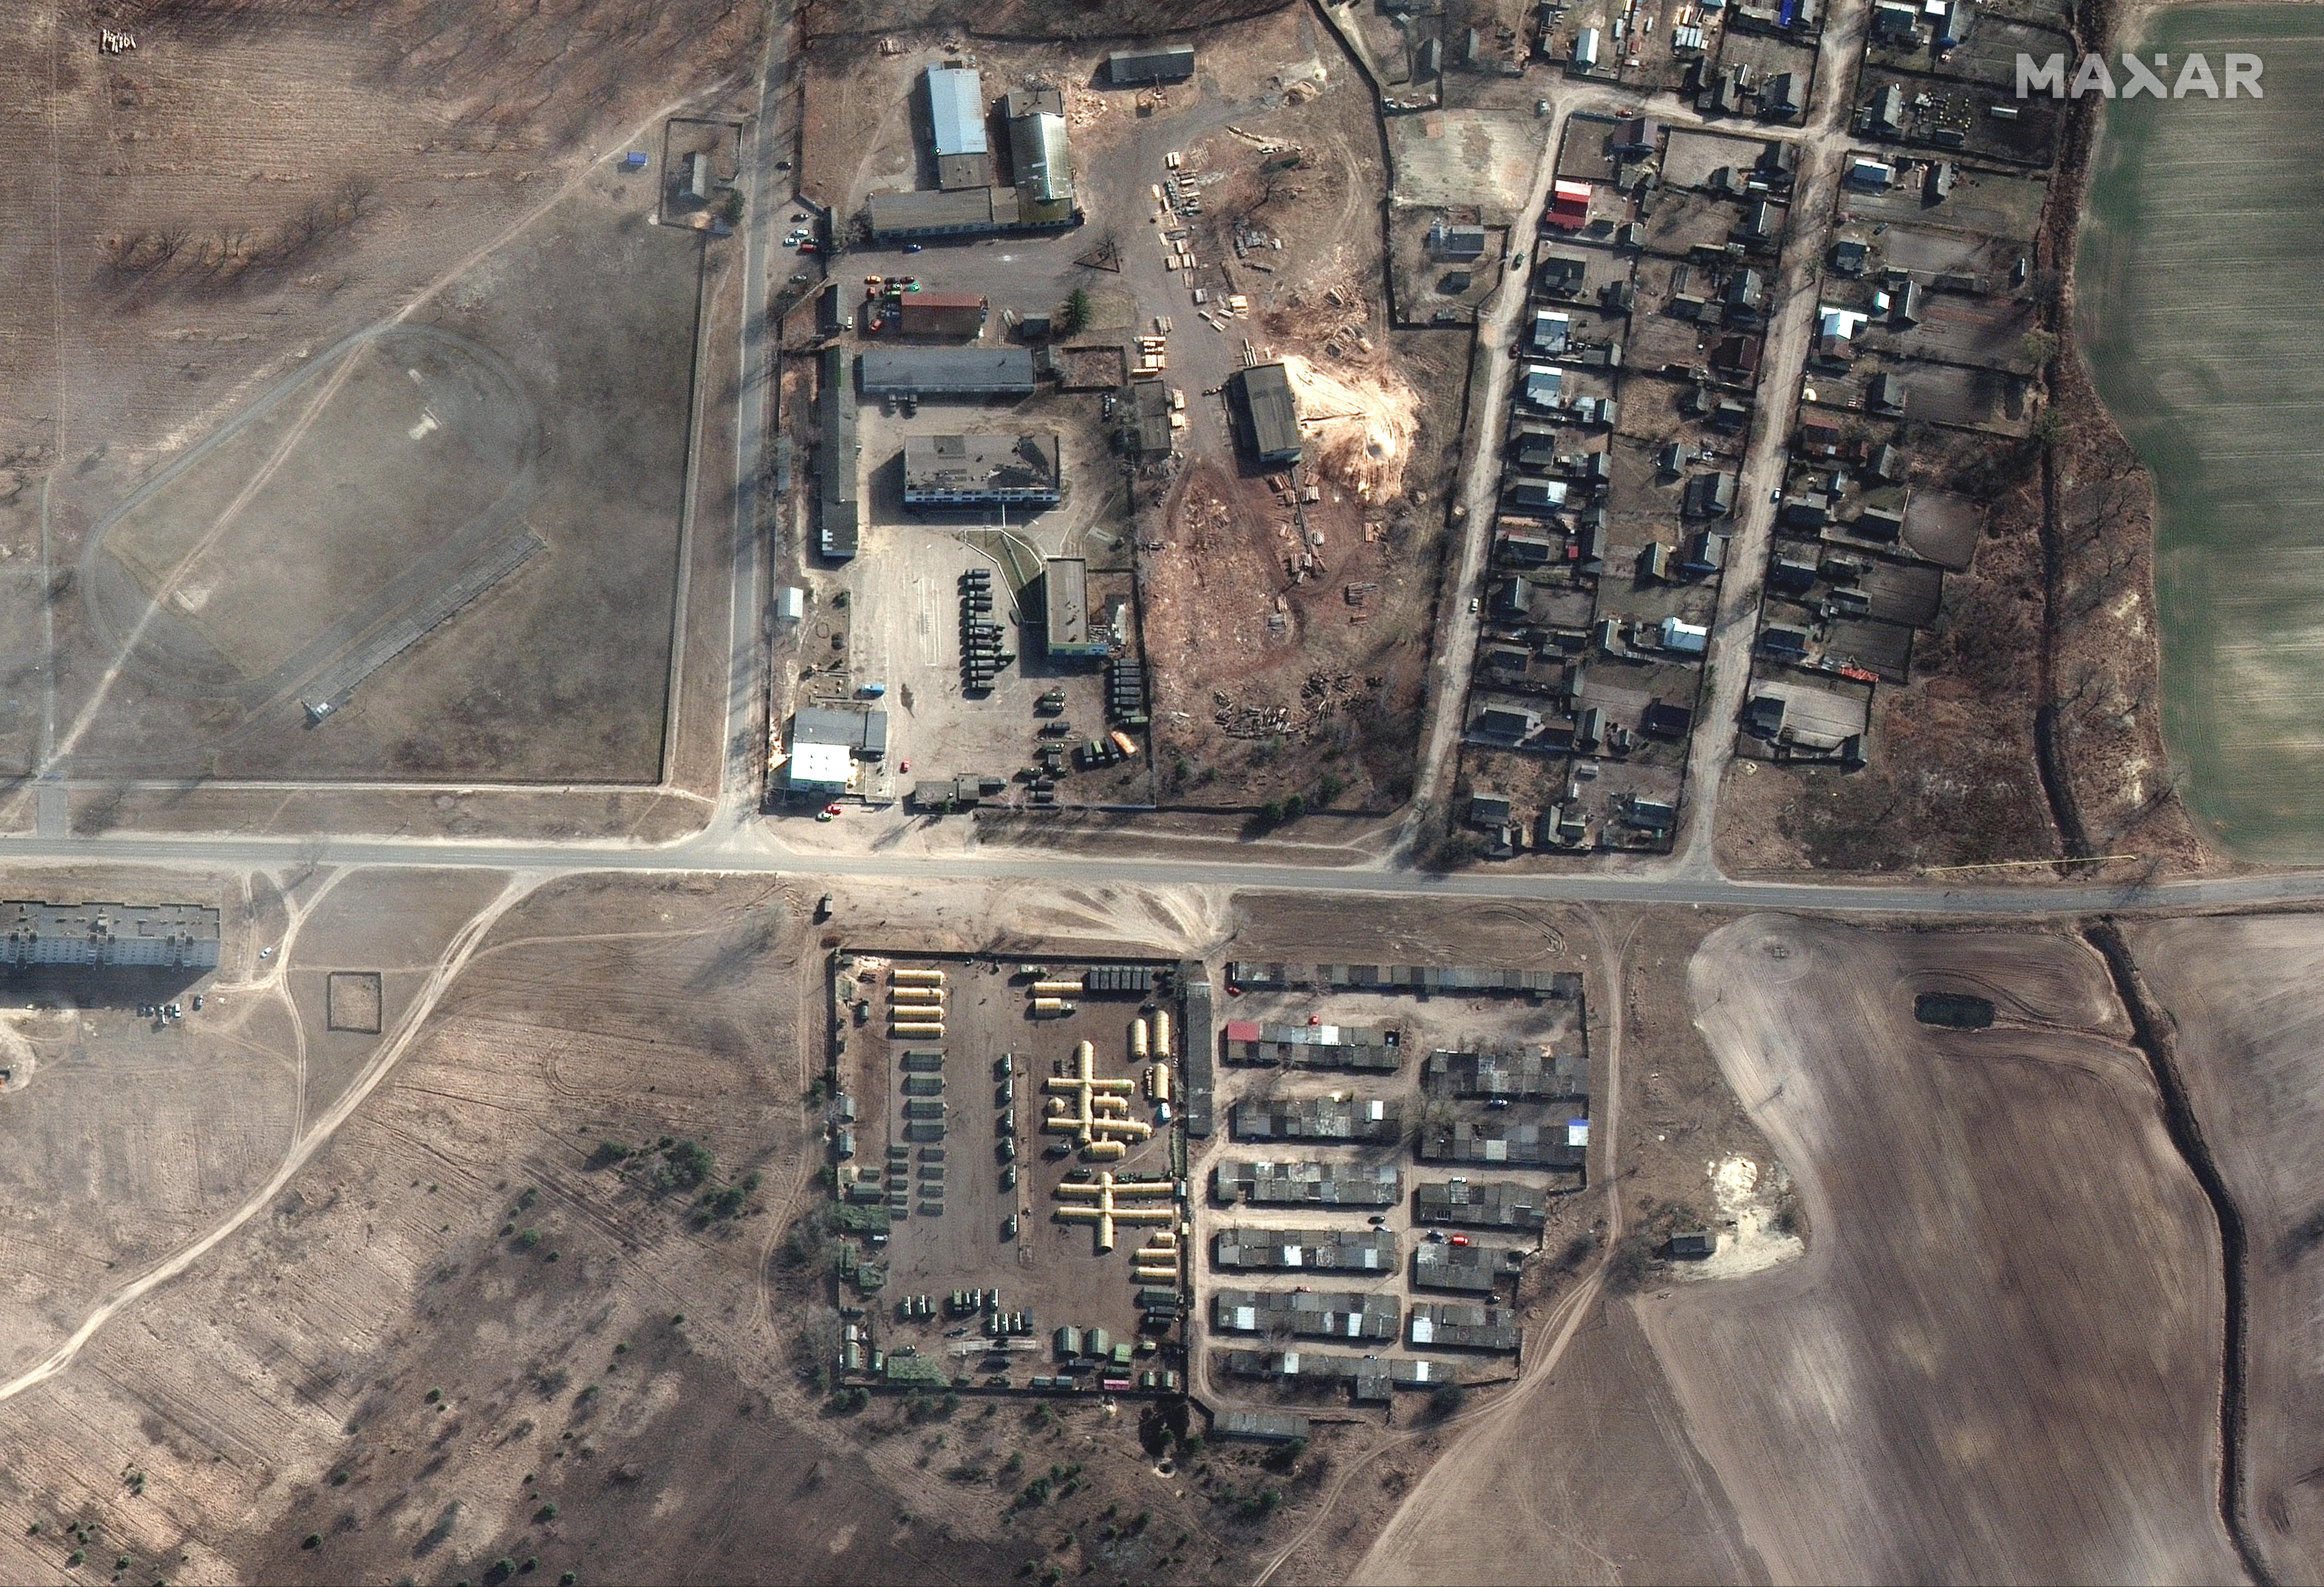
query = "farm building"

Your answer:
(1107, 45), (1197, 85)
